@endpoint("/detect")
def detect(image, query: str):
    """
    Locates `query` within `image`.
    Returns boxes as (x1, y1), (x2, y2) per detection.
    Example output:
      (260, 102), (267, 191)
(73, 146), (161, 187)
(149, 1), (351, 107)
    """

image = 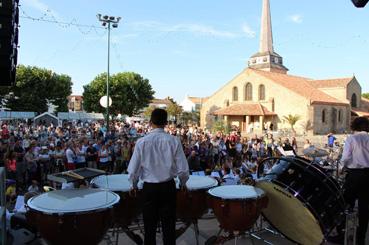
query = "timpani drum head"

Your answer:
(256, 181), (323, 245)
(183, 175), (218, 191)
(91, 174), (135, 192)
(27, 189), (120, 214)
(208, 185), (265, 200)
